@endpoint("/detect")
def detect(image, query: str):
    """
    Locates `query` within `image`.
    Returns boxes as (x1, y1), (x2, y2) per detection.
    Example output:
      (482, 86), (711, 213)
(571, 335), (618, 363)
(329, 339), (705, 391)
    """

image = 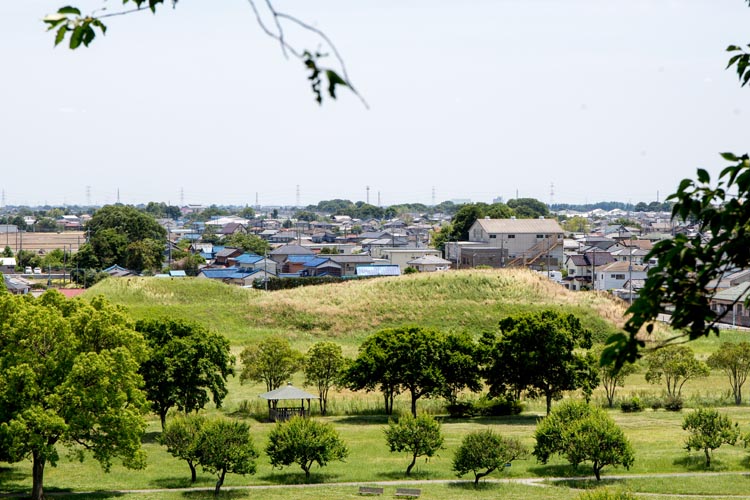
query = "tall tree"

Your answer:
(136, 318), (235, 428)
(0, 292), (148, 500)
(303, 342), (346, 416)
(644, 345), (709, 398)
(346, 326), (446, 417)
(708, 342), (750, 405)
(483, 310), (597, 415)
(240, 336), (303, 392)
